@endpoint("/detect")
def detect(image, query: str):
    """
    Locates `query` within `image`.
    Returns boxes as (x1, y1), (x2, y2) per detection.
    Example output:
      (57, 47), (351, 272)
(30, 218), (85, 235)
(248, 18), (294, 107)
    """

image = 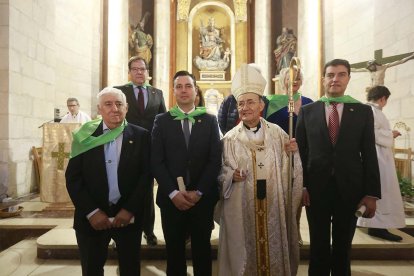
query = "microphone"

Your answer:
(54, 108), (61, 122)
